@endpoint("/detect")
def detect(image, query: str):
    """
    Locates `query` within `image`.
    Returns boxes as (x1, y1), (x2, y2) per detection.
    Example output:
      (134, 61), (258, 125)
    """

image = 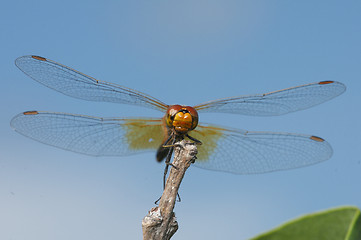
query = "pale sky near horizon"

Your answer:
(1, 1), (360, 239)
